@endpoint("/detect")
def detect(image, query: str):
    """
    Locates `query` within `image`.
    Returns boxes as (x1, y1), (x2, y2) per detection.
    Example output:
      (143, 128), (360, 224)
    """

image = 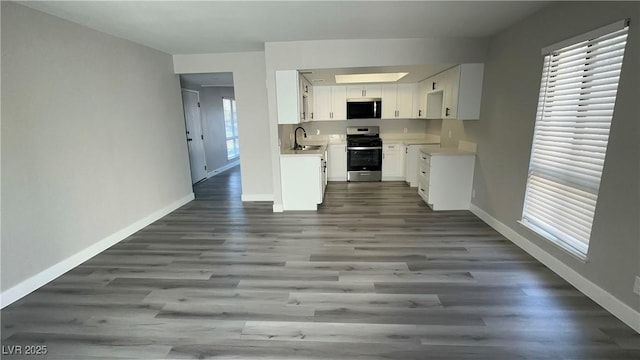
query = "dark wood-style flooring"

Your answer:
(2, 166), (638, 359)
